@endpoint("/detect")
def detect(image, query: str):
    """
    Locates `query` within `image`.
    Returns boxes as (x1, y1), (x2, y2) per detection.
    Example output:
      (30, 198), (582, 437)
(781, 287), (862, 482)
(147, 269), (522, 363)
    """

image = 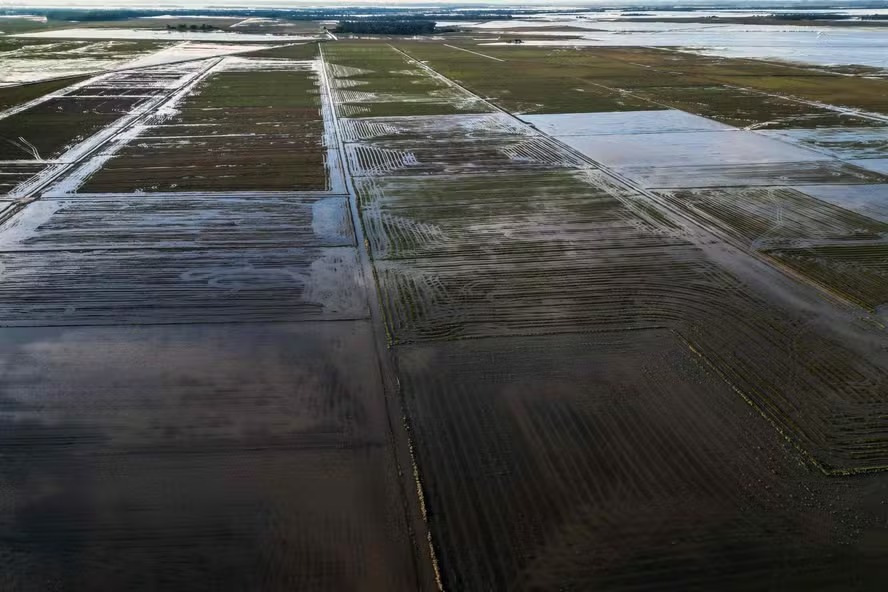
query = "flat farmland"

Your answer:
(0, 163), (42, 195)
(397, 331), (886, 590)
(0, 38), (171, 84)
(1, 28), (888, 591)
(0, 39), (428, 588)
(395, 42), (888, 127)
(0, 95), (144, 161)
(761, 127), (888, 160)
(656, 186), (888, 246)
(654, 186), (888, 310)
(764, 244), (888, 310)
(242, 42), (320, 60)
(795, 184), (888, 223)
(80, 58), (329, 192)
(394, 42), (660, 115)
(0, 196), (353, 250)
(321, 40), (888, 590)
(323, 43), (491, 117)
(346, 113), (888, 474)
(0, 321), (415, 590)
(0, 75), (88, 111)
(343, 114), (583, 176)
(0, 60), (222, 203)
